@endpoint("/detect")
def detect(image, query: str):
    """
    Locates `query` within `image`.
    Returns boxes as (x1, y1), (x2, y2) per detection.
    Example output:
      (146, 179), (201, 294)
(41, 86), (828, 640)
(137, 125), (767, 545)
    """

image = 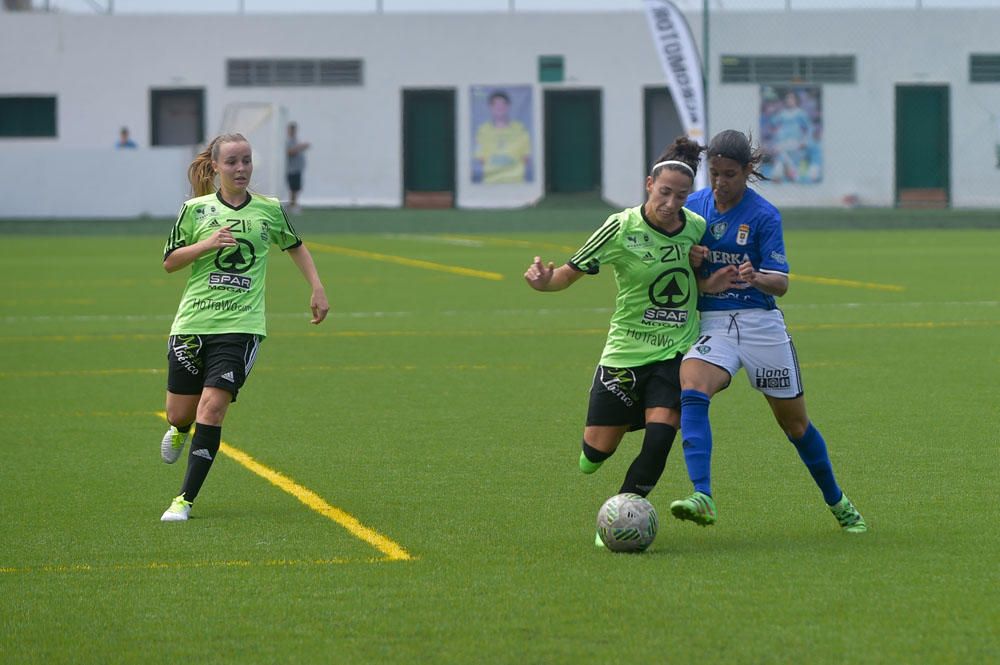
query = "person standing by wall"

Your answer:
(116, 126), (137, 149)
(285, 122), (310, 213)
